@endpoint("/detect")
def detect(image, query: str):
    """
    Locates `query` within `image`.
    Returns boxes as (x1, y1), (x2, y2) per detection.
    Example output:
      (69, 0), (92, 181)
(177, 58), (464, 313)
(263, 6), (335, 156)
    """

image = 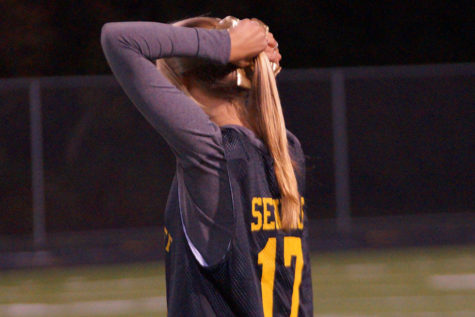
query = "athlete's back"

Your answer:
(164, 125), (313, 316)
(221, 126), (313, 316)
